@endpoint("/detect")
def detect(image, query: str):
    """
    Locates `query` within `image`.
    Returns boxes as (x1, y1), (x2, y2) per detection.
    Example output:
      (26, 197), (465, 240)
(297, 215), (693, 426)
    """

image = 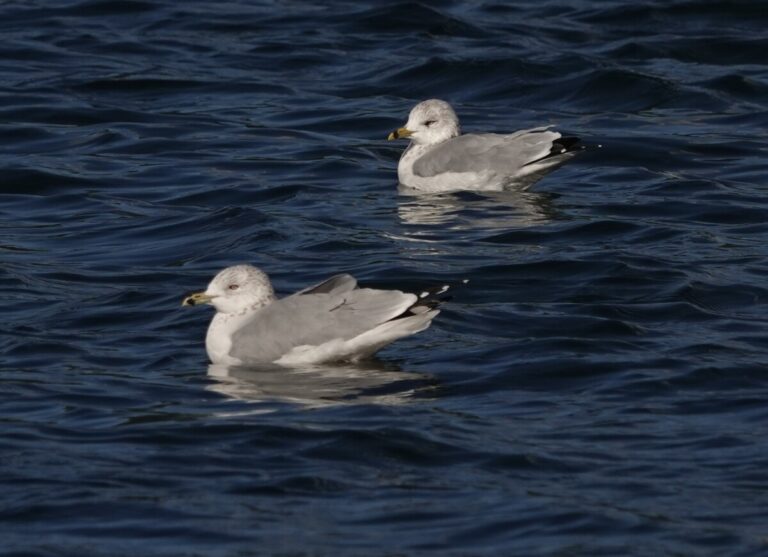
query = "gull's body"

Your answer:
(183, 265), (443, 366)
(388, 99), (581, 193)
